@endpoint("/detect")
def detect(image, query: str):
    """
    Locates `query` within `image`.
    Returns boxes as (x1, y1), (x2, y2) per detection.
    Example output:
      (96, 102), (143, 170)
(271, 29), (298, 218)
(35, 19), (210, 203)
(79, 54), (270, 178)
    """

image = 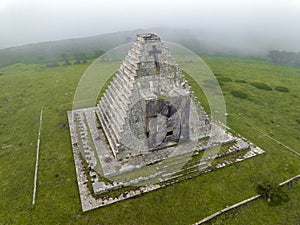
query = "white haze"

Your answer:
(1, 0), (300, 53)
